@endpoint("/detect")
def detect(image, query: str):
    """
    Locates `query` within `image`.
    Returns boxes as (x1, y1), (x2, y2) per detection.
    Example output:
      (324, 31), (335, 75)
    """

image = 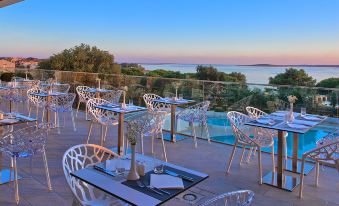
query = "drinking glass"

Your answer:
(152, 153), (164, 174)
(129, 99), (134, 107)
(115, 158), (126, 175)
(179, 94), (183, 100)
(301, 107), (306, 117)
